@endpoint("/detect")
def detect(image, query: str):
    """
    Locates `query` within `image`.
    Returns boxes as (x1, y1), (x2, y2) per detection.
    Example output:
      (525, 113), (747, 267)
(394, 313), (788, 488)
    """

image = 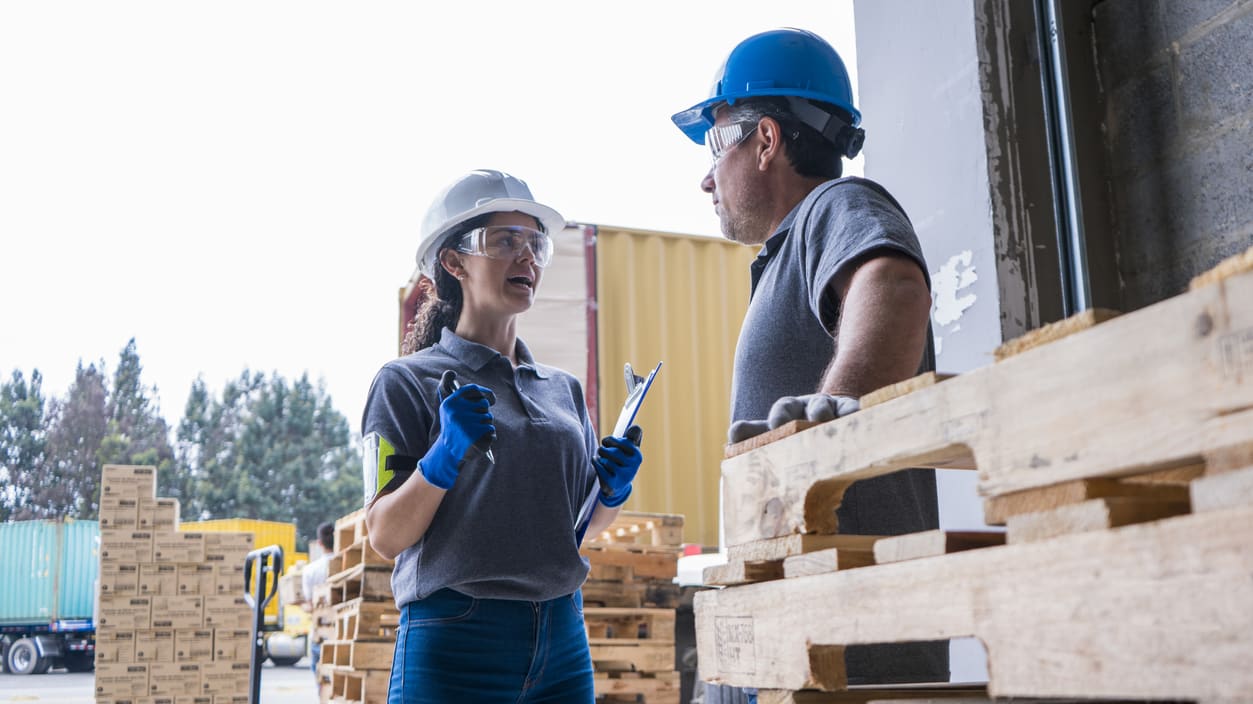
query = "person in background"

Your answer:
(361, 169), (646, 703)
(671, 27), (949, 703)
(300, 521), (335, 680)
